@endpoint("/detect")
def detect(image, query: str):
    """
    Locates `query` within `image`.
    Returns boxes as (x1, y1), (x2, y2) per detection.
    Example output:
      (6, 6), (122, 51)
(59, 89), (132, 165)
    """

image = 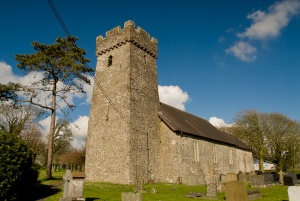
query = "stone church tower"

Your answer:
(85, 20), (161, 184)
